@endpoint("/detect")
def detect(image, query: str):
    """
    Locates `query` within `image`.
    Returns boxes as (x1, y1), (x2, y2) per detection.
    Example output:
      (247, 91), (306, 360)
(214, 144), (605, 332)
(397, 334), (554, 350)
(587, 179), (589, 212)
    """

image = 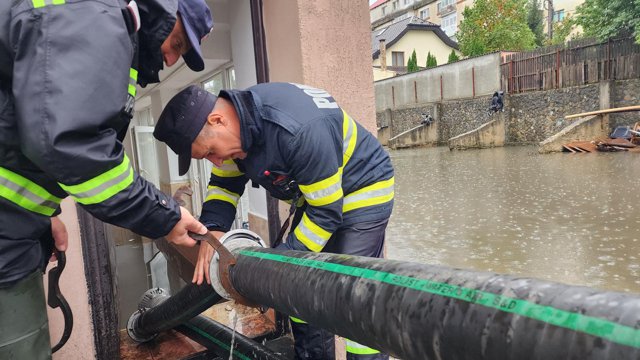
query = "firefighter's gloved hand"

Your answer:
(166, 206), (207, 247)
(275, 234), (309, 251)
